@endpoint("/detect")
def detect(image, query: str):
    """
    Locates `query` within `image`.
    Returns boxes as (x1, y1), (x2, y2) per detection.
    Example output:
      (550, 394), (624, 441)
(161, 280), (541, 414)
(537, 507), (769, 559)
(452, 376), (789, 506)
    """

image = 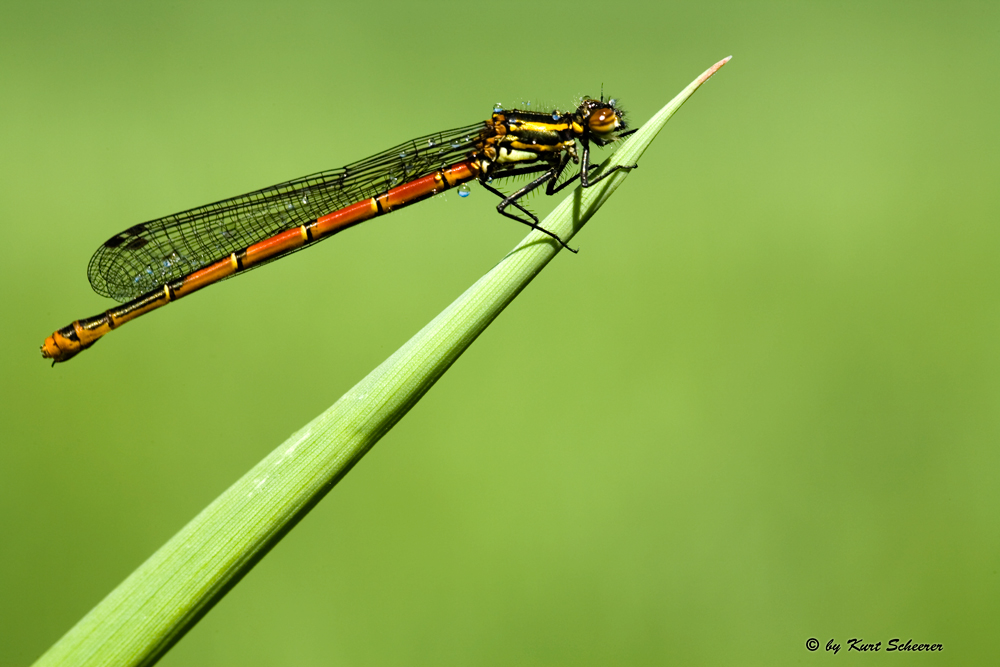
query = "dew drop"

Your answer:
(458, 184), (471, 198)
(161, 251), (181, 269)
